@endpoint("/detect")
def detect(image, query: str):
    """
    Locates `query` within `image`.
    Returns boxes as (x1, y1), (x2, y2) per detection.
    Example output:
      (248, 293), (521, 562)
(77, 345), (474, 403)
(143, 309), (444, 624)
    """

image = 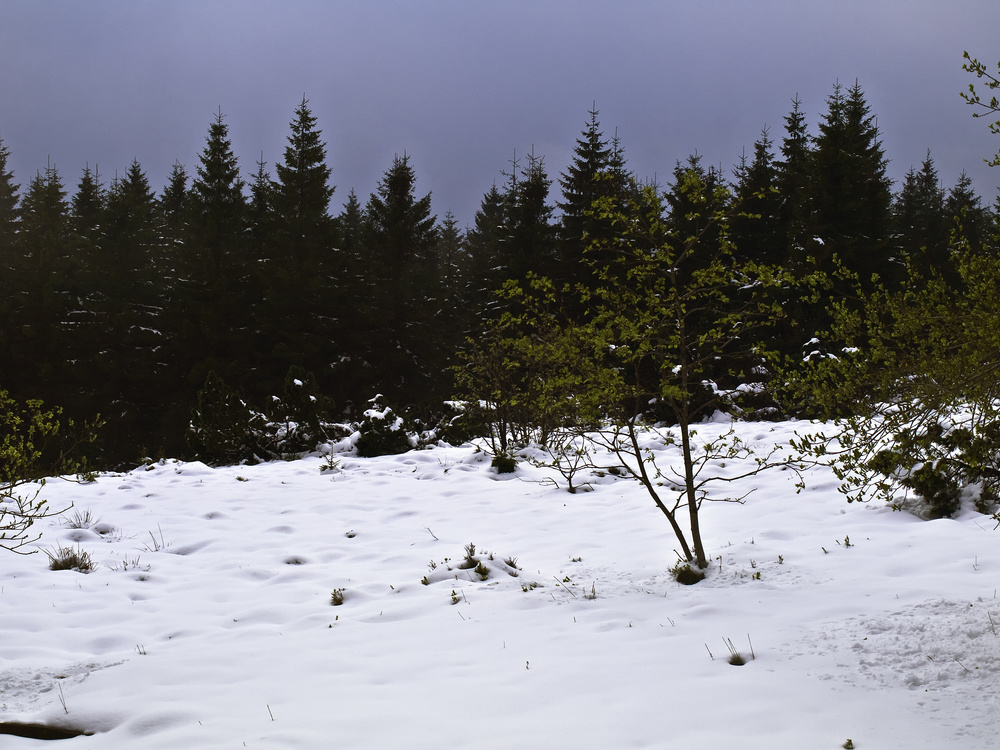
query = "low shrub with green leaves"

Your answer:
(1, 388), (100, 554)
(786, 250), (1000, 519)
